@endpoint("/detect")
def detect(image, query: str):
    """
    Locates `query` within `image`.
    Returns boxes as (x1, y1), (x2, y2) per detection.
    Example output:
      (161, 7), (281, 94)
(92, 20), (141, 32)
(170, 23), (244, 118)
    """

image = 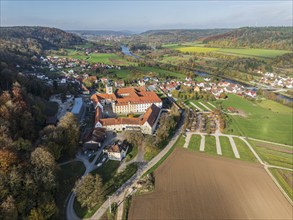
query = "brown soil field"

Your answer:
(129, 148), (293, 220)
